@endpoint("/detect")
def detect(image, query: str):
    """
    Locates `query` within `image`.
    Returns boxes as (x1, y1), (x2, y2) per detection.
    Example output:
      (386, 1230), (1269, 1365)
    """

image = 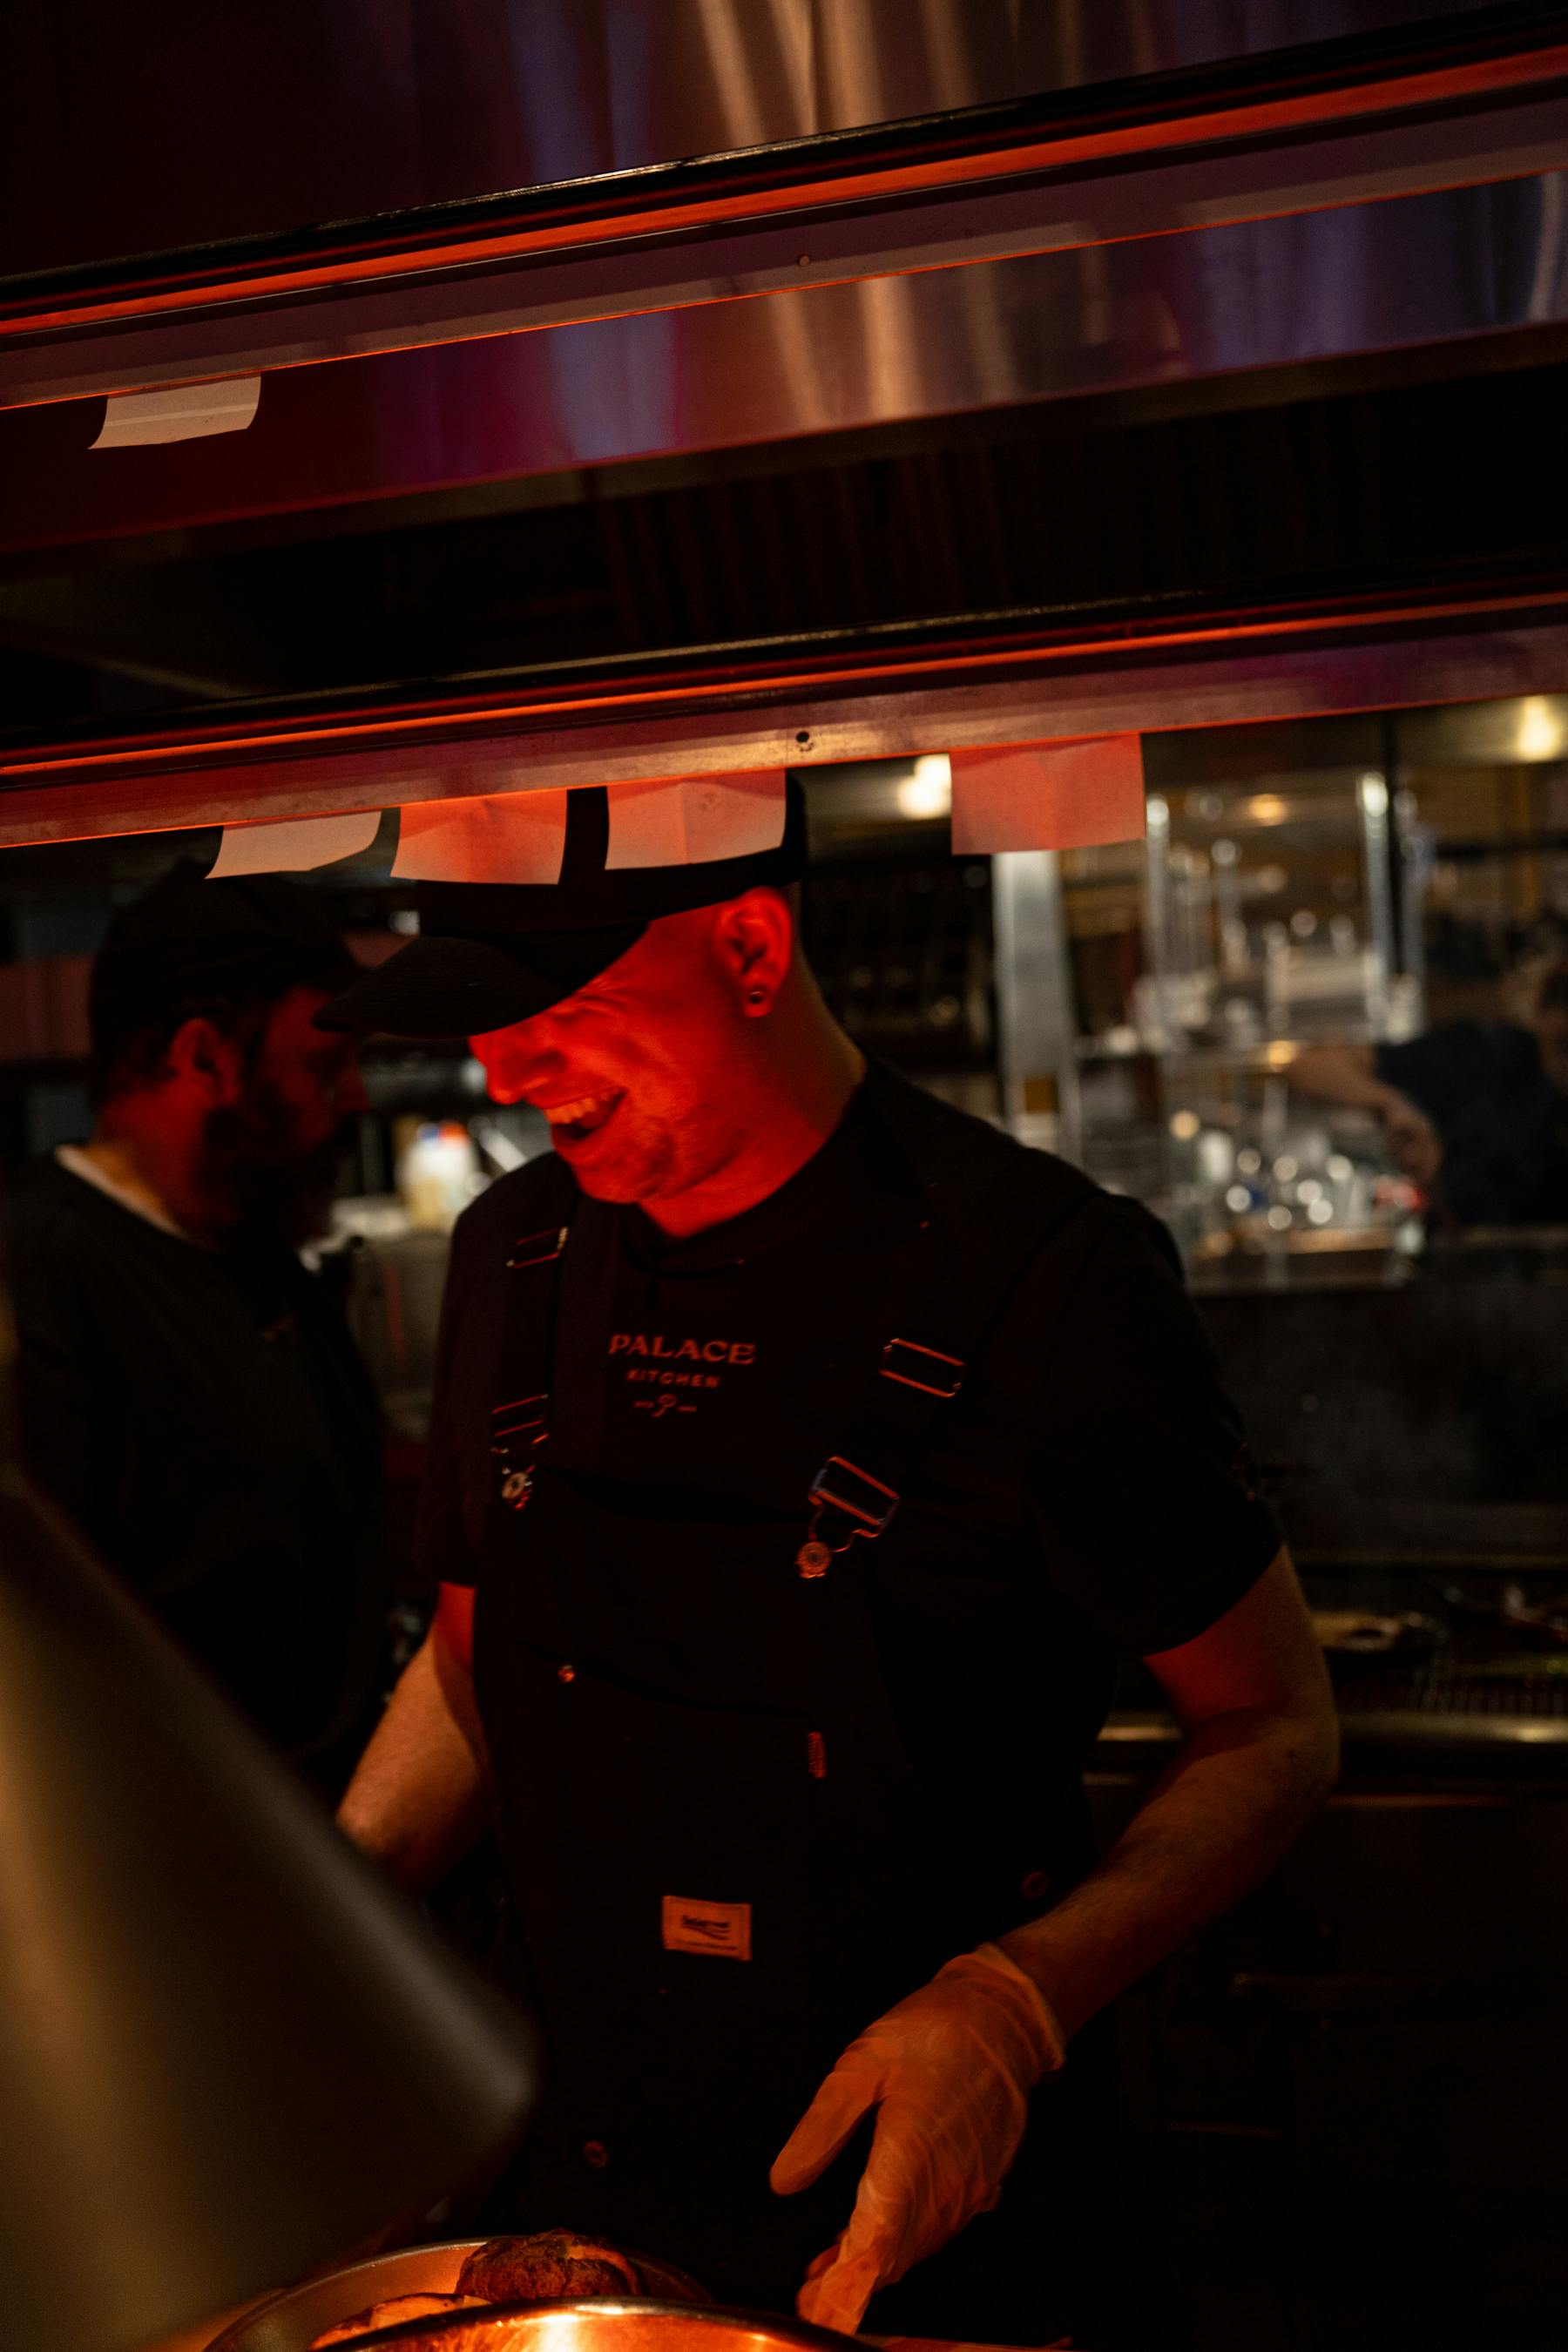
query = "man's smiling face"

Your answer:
(469, 906), (758, 1207)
